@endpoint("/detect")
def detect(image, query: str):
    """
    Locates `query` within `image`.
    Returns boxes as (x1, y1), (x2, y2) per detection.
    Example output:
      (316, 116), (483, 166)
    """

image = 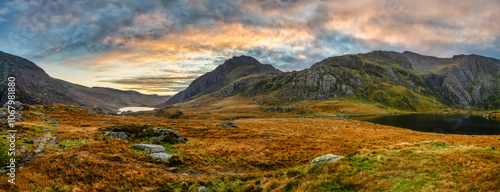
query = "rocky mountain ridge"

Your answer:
(0, 51), (168, 112)
(163, 55), (281, 105)
(166, 51), (500, 110)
